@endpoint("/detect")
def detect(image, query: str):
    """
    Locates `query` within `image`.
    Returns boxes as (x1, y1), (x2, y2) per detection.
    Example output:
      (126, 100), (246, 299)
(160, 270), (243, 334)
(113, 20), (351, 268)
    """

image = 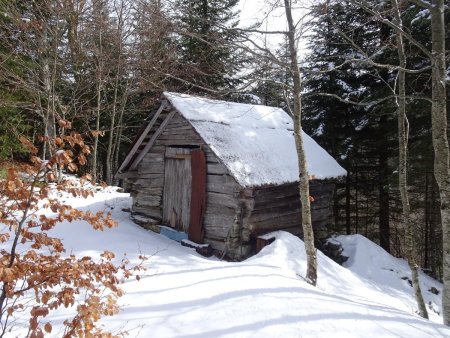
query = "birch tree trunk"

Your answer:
(392, 0), (428, 319)
(428, 0), (450, 325)
(283, 0), (317, 286)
